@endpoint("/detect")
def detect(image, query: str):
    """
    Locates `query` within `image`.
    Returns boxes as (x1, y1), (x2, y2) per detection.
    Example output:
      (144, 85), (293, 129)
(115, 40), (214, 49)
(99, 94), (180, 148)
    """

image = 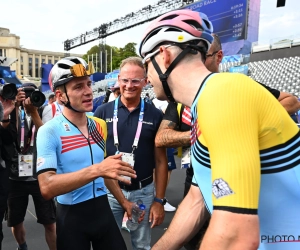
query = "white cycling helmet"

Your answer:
(48, 57), (89, 91)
